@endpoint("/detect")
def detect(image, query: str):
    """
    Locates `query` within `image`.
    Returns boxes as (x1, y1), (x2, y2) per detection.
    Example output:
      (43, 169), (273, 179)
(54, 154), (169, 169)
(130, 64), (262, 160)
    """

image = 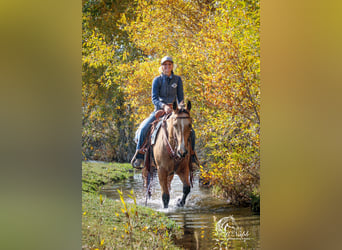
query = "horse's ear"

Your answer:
(187, 100), (191, 112)
(173, 98), (178, 111)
